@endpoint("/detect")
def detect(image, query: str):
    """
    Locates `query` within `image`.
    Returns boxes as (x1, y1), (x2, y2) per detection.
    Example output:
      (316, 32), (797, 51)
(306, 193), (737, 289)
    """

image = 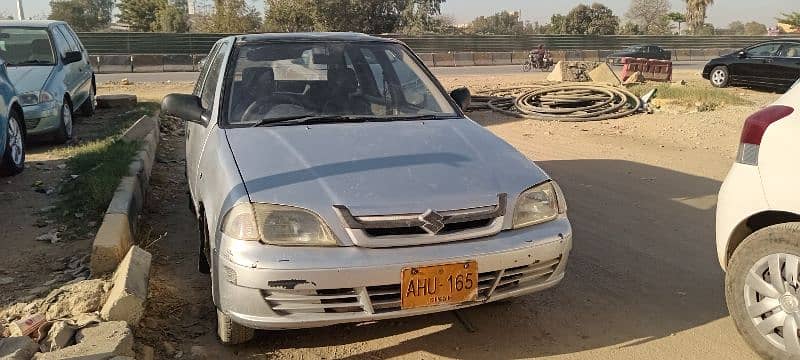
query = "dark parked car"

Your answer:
(703, 40), (800, 90)
(606, 45), (671, 65)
